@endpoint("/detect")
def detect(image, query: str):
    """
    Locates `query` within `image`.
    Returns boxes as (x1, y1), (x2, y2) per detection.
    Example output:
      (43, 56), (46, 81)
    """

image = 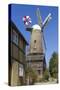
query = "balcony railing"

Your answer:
(26, 54), (44, 61)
